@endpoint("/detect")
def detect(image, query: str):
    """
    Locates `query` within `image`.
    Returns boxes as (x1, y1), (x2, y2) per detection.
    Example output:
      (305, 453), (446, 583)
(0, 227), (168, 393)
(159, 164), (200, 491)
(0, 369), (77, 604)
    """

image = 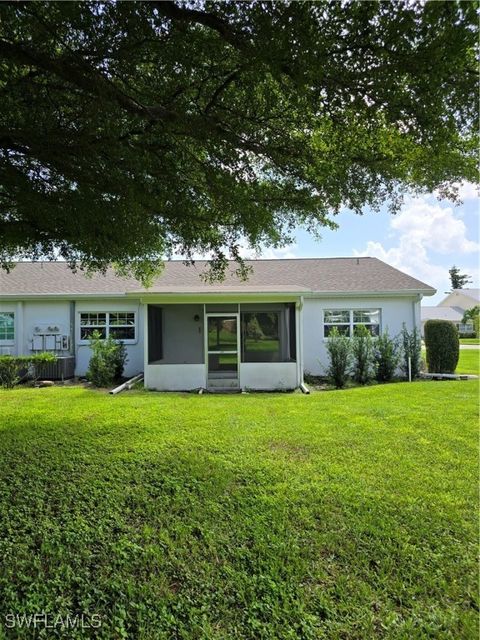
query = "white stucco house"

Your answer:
(0, 258), (435, 390)
(421, 288), (479, 336)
